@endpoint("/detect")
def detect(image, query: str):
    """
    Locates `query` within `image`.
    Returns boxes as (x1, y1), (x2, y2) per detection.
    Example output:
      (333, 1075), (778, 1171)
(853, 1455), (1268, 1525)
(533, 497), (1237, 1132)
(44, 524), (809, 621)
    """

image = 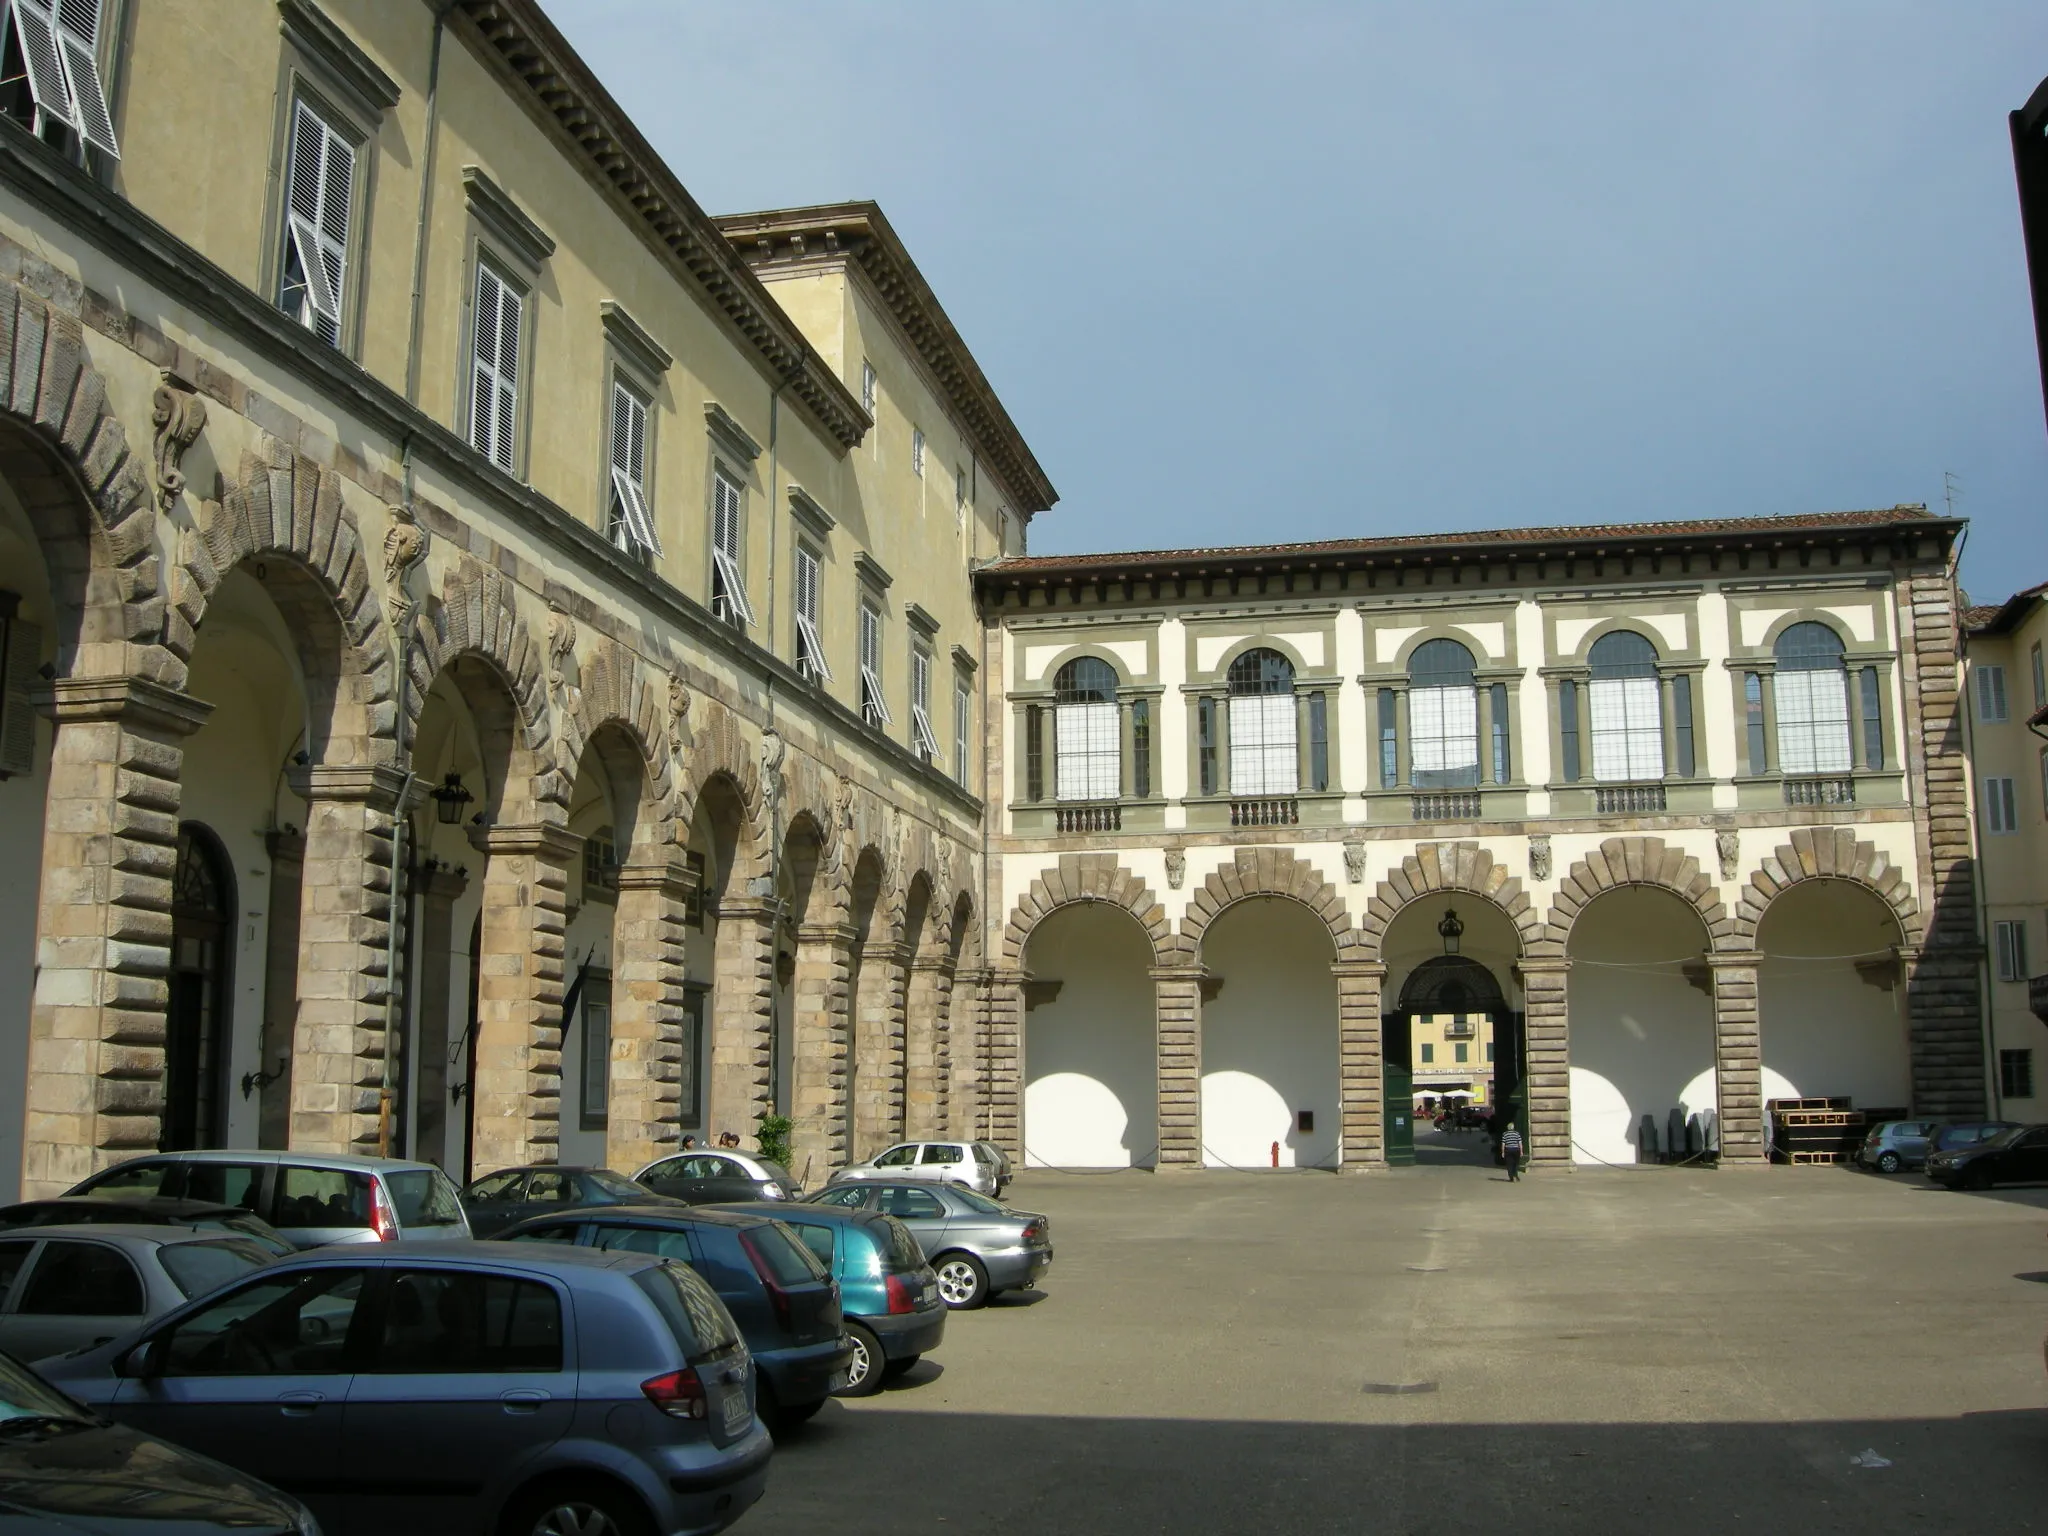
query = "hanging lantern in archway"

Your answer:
(431, 772), (474, 826)
(1438, 907), (1464, 955)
